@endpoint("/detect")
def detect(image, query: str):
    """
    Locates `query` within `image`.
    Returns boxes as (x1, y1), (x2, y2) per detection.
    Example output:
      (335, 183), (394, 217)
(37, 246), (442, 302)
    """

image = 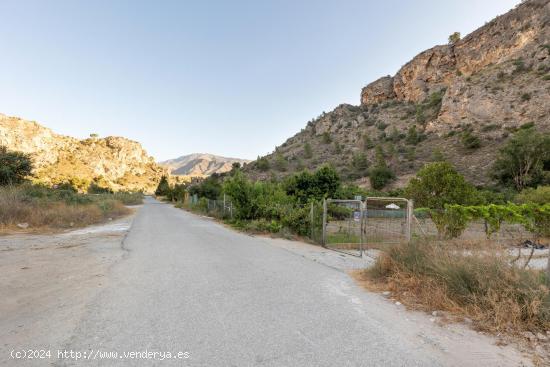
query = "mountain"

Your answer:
(245, 0), (550, 188)
(160, 153), (251, 177)
(0, 113), (166, 192)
